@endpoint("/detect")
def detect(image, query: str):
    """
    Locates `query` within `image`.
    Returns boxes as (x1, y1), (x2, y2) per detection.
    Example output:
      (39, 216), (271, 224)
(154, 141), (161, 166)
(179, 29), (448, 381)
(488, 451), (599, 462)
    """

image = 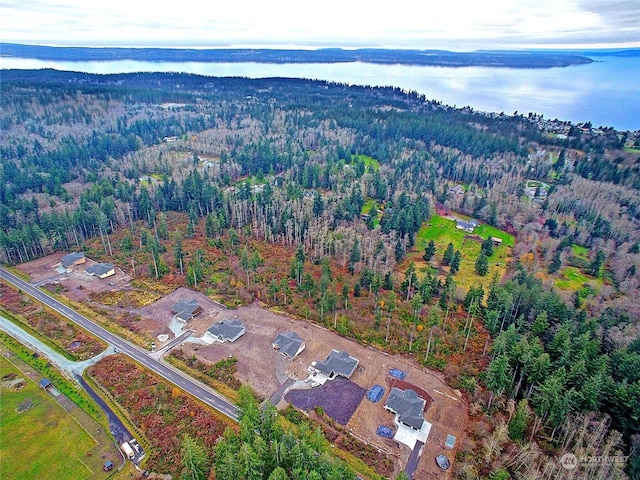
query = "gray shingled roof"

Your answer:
(273, 331), (304, 358)
(86, 262), (114, 277)
(207, 319), (245, 342)
(385, 387), (425, 430)
(171, 298), (201, 315)
(61, 251), (85, 267)
(315, 350), (359, 378)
